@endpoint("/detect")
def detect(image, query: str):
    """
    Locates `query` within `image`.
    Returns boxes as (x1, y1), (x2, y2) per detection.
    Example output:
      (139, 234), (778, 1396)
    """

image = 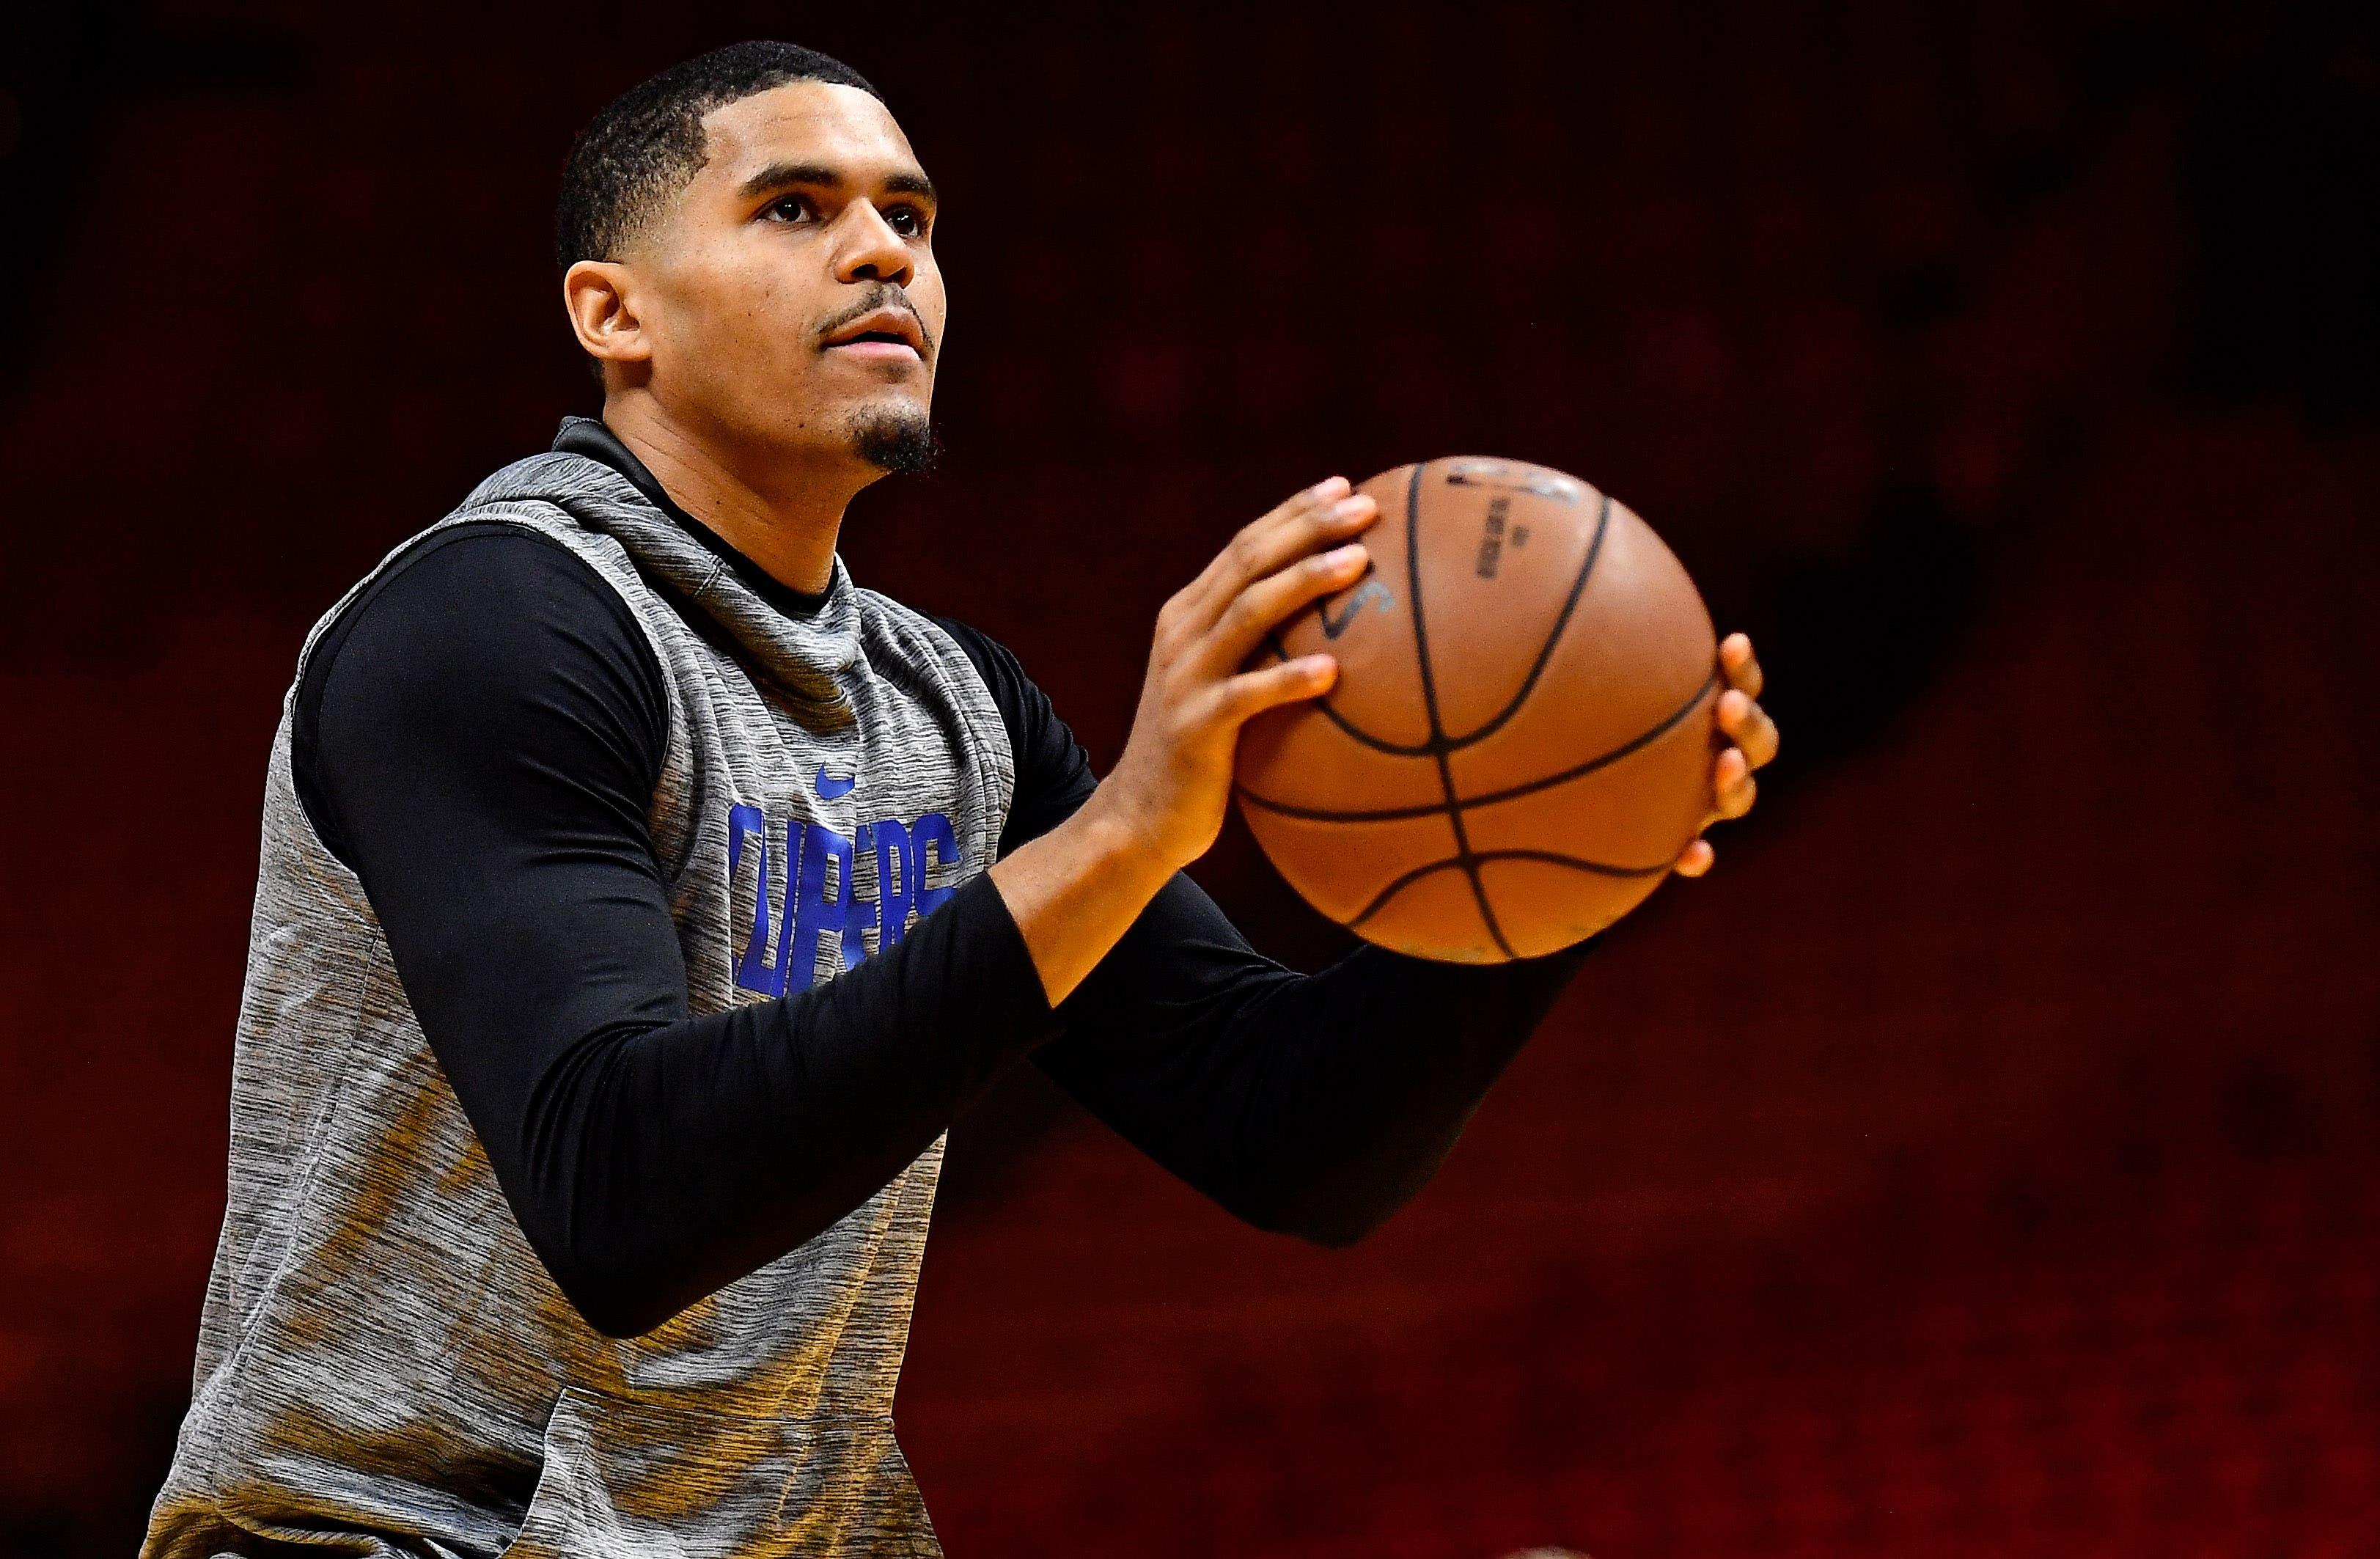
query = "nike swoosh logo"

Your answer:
(815, 766), (856, 799)
(1320, 577), (1394, 640)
